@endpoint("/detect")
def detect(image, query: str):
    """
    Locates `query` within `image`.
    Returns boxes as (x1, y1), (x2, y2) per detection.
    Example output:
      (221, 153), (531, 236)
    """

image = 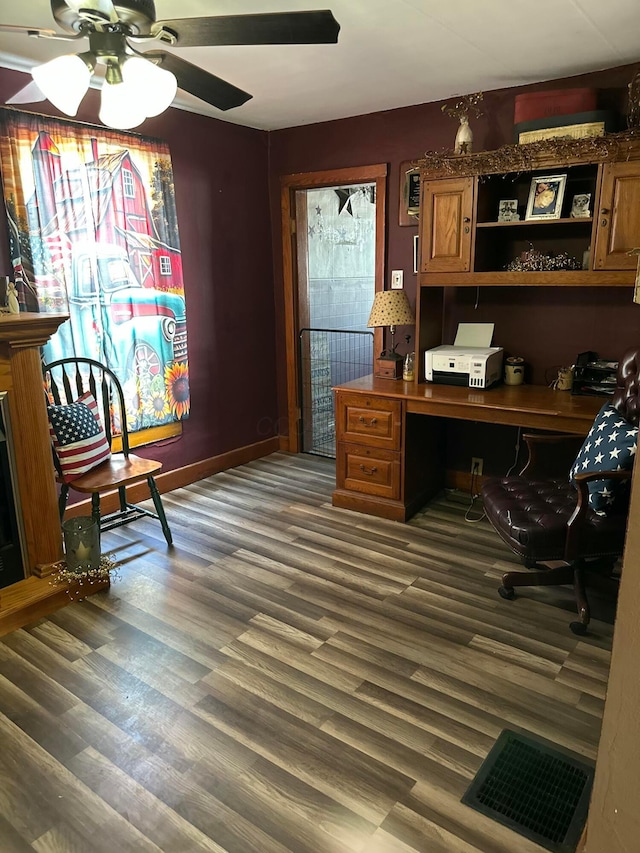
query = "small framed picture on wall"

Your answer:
(399, 160), (420, 226)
